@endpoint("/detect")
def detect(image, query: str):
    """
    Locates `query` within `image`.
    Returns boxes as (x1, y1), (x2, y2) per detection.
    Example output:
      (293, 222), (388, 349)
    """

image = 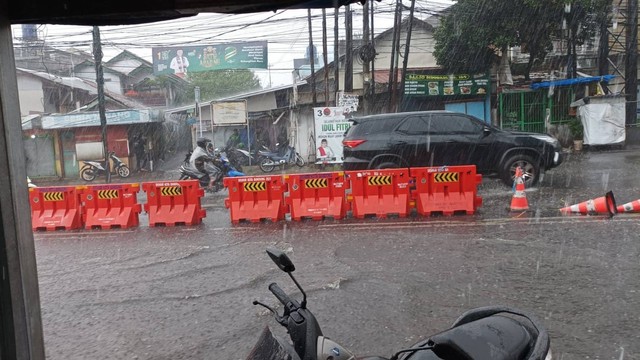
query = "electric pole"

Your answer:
(626, 0), (638, 126)
(388, 0), (402, 112)
(370, 0), (375, 114)
(345, 5), (353, 92)
(399, 0), (416, 112)
(308, 9), (317, 106)
(92, 26), (110, 183)
(322, 9), (330, 106)
(363, 0), (370, 114)
(334, 5), (340, 102)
